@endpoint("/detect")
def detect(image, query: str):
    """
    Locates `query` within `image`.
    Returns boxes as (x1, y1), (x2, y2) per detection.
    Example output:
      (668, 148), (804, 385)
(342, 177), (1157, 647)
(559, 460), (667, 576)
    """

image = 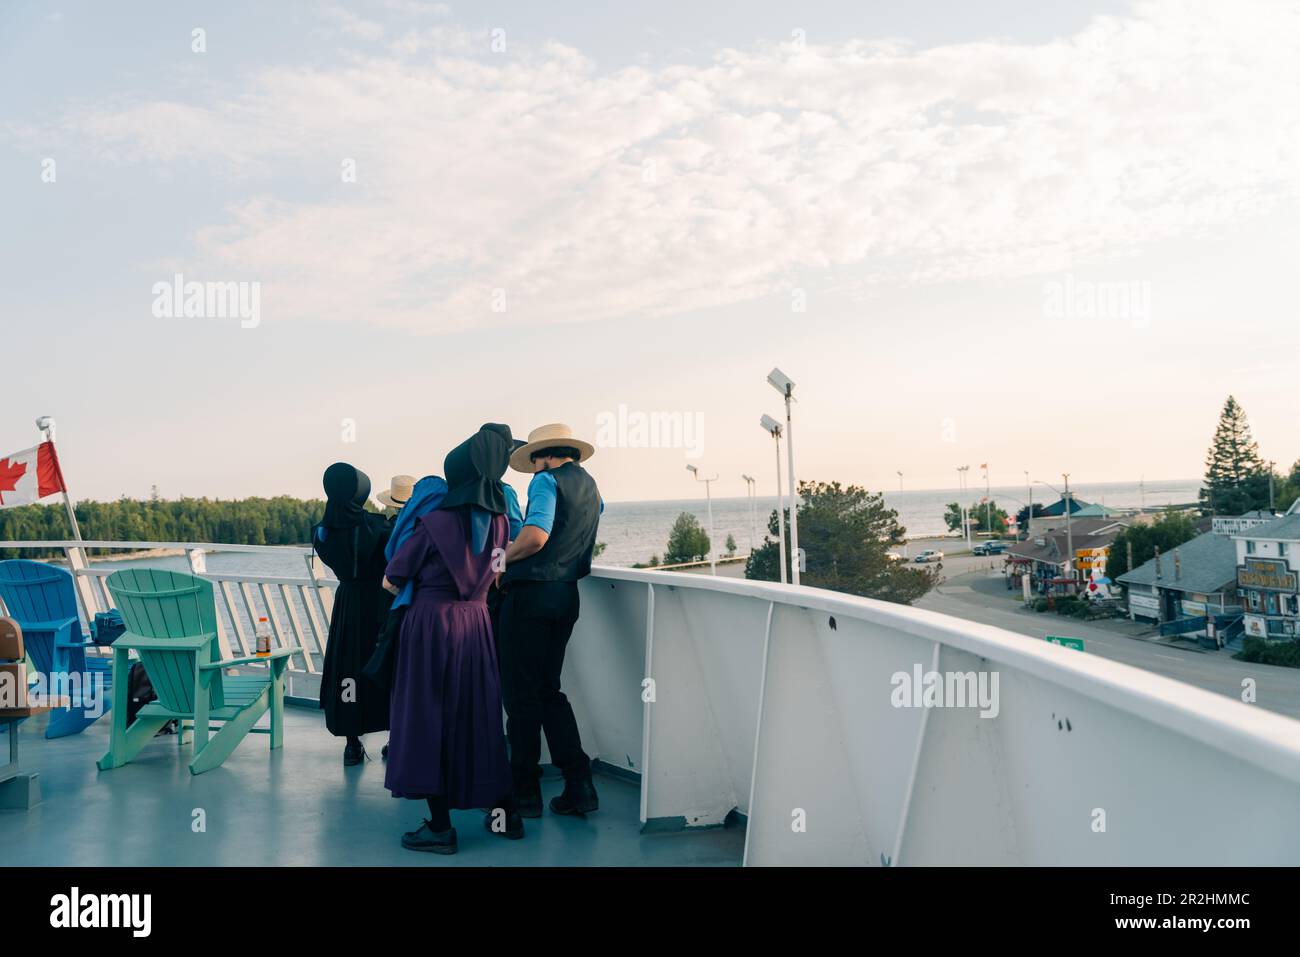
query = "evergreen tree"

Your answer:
(944, 500), (1009, 534)
(664, 512), (710, 564)
(1105, 510), (1201, 579)
(1200, 396), (1270, 515)
(746, 480), (937, 604)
